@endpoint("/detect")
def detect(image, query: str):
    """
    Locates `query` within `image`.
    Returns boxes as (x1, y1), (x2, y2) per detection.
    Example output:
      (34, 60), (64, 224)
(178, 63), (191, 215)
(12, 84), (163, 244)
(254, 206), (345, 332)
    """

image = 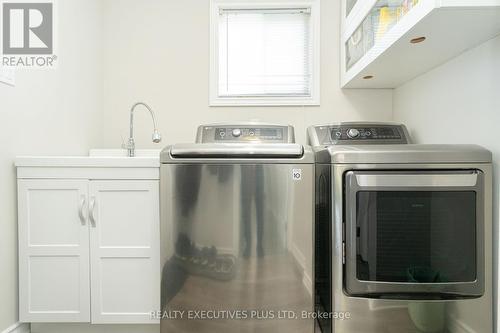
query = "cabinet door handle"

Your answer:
(89, 196), (97, 227)
(78, 195), (86, 225)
